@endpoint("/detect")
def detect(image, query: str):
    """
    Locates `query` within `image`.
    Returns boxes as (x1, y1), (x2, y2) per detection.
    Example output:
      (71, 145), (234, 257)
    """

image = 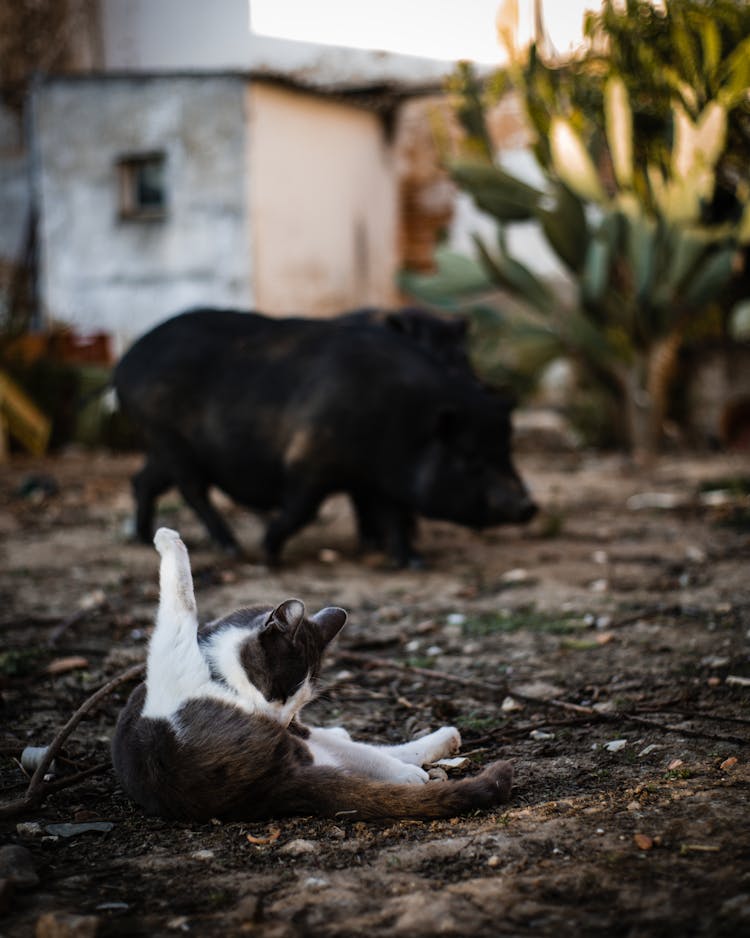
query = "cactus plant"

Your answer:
(430, 0), (750, 460)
